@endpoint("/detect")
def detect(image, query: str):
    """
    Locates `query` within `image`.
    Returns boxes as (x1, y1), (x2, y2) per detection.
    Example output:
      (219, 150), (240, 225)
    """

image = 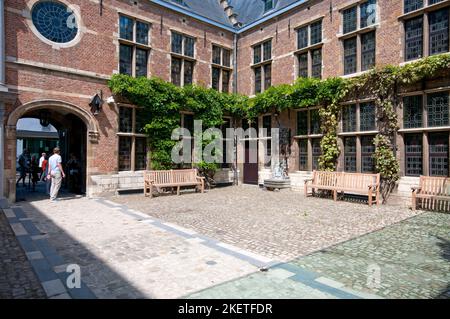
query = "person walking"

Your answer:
(30, 156), (40, 192)
(16, 149), (30, 187)
(39, 152), (46, 181)
(48, 147), (65, 202)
